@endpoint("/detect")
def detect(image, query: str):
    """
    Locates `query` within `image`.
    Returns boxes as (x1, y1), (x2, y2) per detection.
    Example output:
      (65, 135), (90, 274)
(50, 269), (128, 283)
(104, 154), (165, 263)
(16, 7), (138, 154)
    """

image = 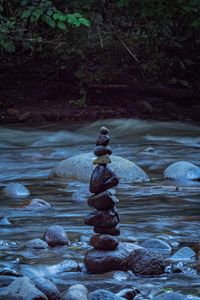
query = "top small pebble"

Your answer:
(100, 126), (109, 135)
